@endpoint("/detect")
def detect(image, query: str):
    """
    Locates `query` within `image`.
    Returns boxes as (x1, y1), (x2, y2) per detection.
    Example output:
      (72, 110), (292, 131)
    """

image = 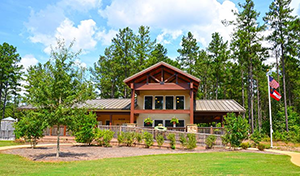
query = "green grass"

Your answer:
(0, 152), (300, 175)
(0, 141), (21, 147)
